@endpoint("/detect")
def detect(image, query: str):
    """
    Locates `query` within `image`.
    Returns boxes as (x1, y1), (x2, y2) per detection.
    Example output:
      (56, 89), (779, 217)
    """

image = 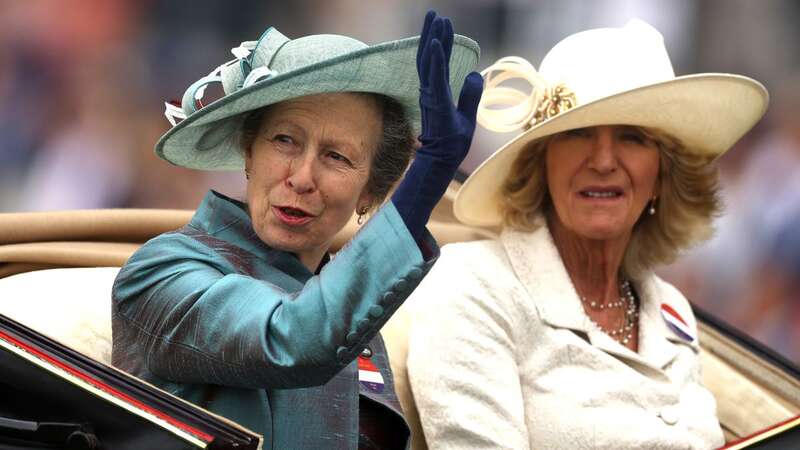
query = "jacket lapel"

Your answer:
(500, 219), (692, 372)
(501, 223), (590, 334)
(638, 276), (699, 367)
